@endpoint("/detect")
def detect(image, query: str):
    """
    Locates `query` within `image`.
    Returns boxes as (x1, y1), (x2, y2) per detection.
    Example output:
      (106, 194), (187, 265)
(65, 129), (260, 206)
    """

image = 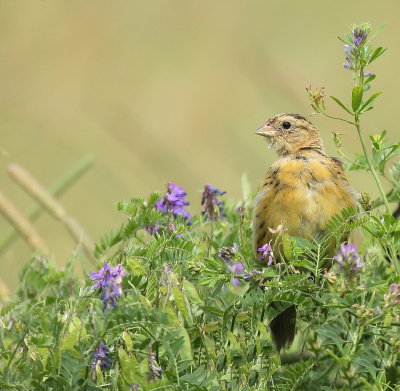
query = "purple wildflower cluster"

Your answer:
(148, 181), (226, 236)
(218, 244), (261, 286)
(343, 24), (371, 74)
(156, 182), (191, 219)
(201, 184), (226, 221)
(91, 341), (111, 380)
(334, 244), (365, 280)
(90, 263), (126, 311)
(352, 26), (368, 46)
(257, 242), (275, 266)
(228, 261), (262, 286)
